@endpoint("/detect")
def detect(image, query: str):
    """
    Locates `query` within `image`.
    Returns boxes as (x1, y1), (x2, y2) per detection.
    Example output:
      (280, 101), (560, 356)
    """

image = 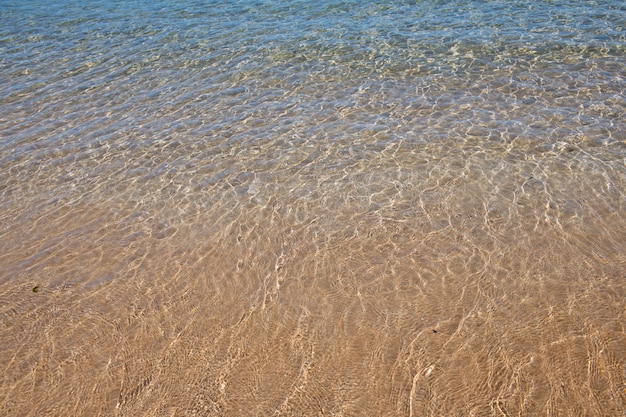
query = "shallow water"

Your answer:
(1, 1), (625, 415)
